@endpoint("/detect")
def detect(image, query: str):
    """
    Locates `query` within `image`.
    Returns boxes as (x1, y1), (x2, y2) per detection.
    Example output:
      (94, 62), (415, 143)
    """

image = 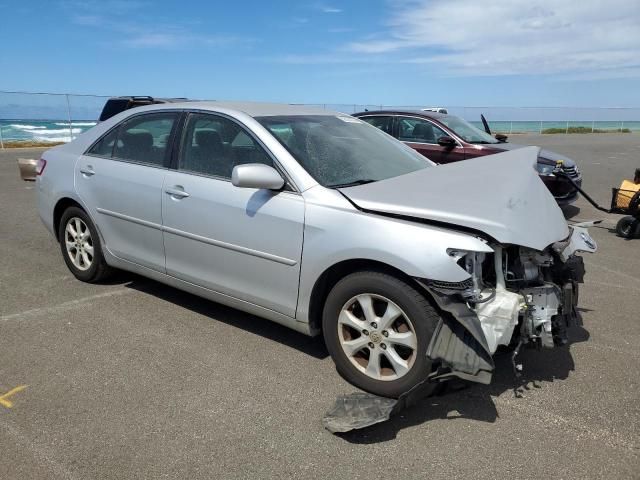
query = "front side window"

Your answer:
(112, 113), (178, 166)
(438, 115), (499, 144)
(398, 117), (448, 144)
(360, 116), (393, 135)
(257, 115), (431, 188)
(179, 113), (272, 179)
